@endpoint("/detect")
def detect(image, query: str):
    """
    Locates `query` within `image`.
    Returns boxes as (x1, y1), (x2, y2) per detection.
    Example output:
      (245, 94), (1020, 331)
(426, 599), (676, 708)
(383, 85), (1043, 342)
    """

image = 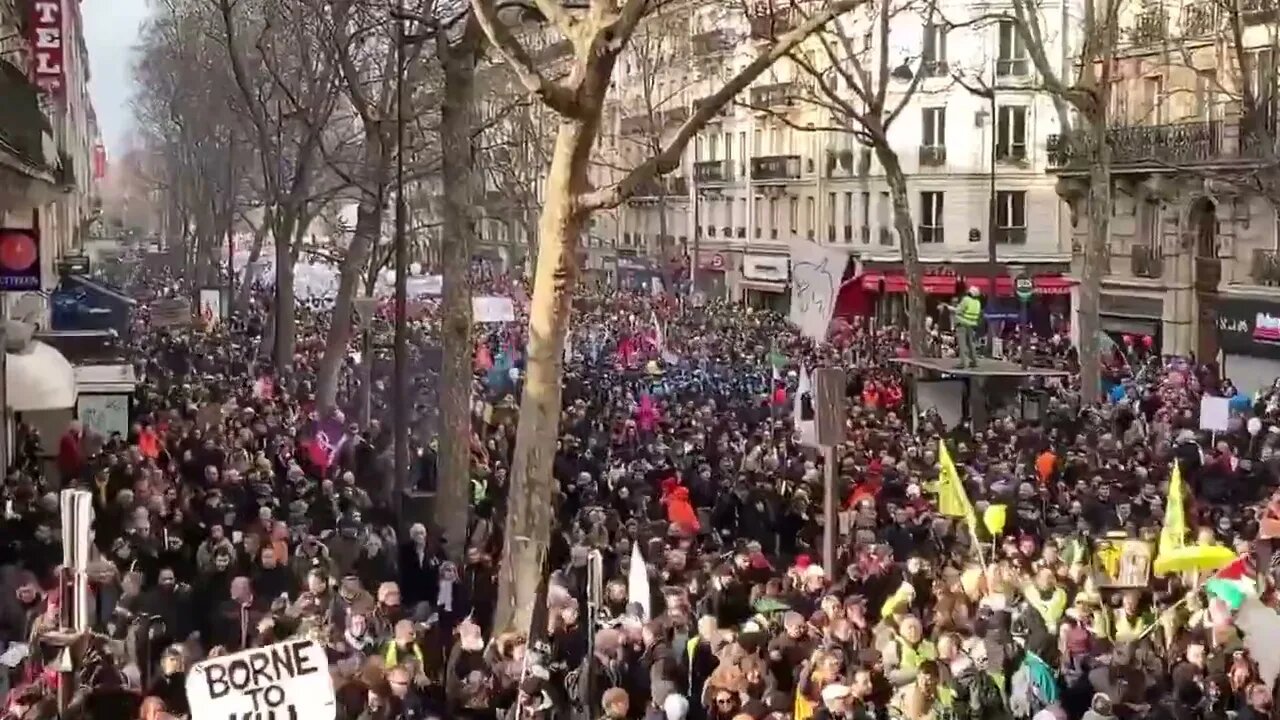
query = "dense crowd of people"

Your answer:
(1, 254), (1279, 720)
